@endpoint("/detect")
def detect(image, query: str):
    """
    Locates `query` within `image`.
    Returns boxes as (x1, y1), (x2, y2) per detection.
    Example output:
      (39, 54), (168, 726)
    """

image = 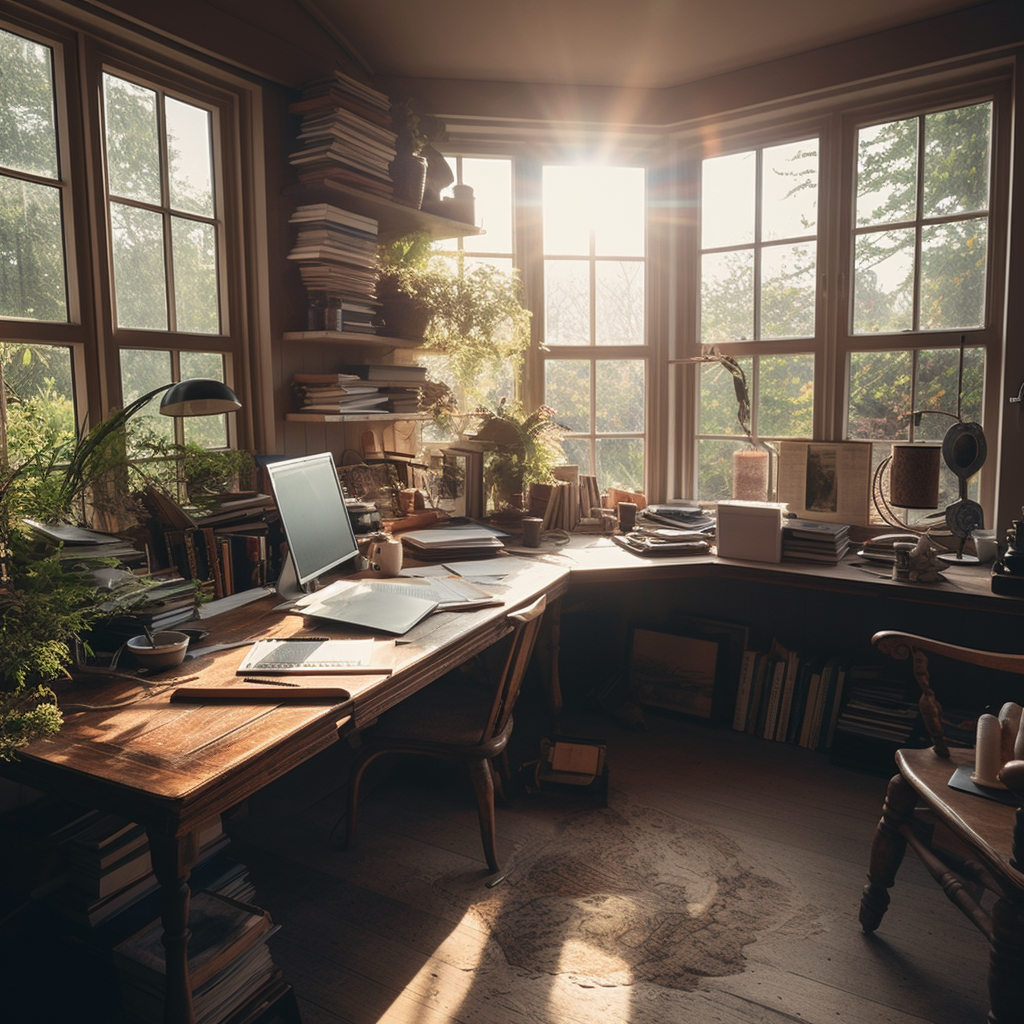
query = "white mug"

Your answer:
(367, 534), (403, 576)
